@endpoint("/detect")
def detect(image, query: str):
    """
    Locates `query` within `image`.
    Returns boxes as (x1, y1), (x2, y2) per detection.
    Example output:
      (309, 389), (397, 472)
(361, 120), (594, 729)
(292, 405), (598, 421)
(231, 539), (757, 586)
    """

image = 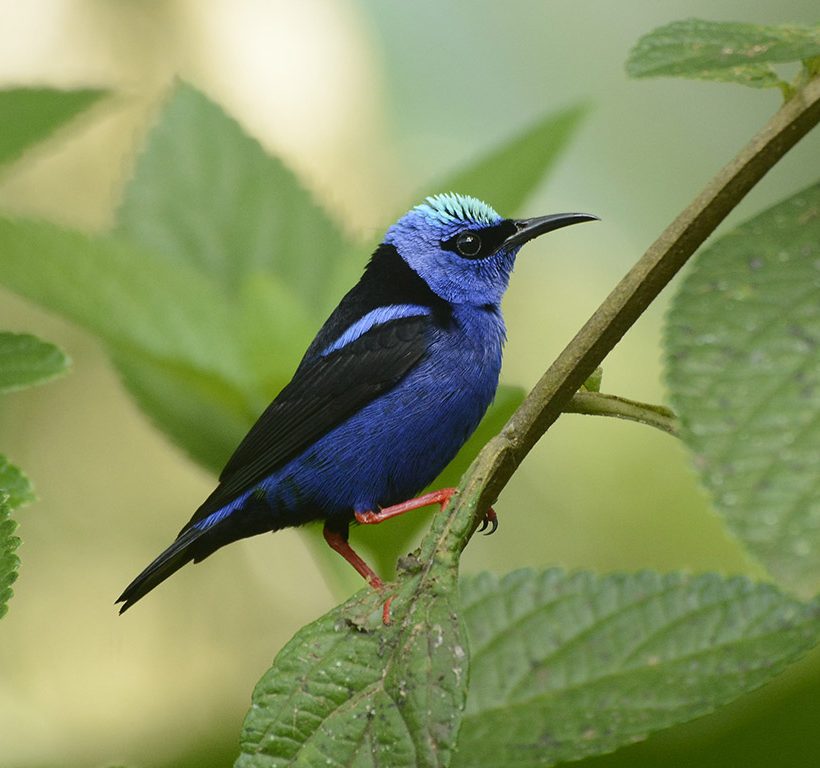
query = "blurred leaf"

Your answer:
(0, 218), (243, 377)
(0, 494), (19, 621)
(434, 105), (587, 215)
(0, 455), (35, 511)
(111, 348), (252, 473)
(356, 385), (526, 577)
(111, 276), (313, 473)
(626, 19), (820, 88)
(0, 332), (65, 620)
(0, 86), (106, 168)
(453, 569), (820, 768)
(116, 81), (353, 309)
(0, 459), (33, 619)
(0, 216), (273, 464)
(685, 64), (782, 89)
(665, 183), (820, 595)
(234, 273), (314, 398)
(238, 552), (466, 767)
(0, 331), (70, 393)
